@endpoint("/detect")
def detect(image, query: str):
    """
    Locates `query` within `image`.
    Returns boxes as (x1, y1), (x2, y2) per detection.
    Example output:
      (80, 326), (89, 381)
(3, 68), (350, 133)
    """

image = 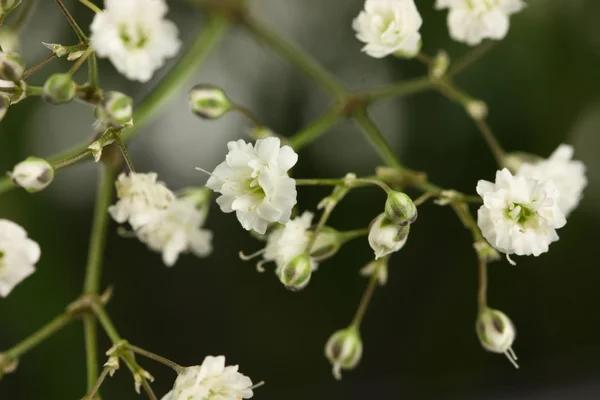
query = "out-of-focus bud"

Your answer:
(42, 73), (76, 105)
(325, 327), (363, 380)
(359, 257), (388, 286)
(431, 50), (449, 79)
(188, 84), (232, 119)
(465, 100), (488, 121)
(309, 226), (343, 261)
(473, 240), (500, 263)
(0, 353), (18, 381)
(10, 157), (54, 192)
(502, 151), (542, 174)
(384, 191), (417, 226)
(0, 28), (19, 53)
(0, 51), (24, 82)
(0, 93), (9, 120)
(368, 213), (410, 260)
(98, 91), (133, 126)
(0, 0), (22, 13)
(277, 252), (312, 291)
(476, 307), (518, 368)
